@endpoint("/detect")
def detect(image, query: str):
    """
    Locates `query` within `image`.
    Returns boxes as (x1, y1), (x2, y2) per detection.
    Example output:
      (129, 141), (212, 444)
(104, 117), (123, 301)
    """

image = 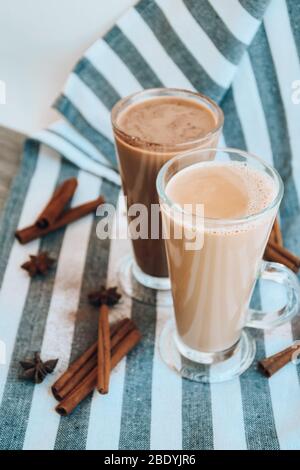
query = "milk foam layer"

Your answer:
(165, 161), (276, 221)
